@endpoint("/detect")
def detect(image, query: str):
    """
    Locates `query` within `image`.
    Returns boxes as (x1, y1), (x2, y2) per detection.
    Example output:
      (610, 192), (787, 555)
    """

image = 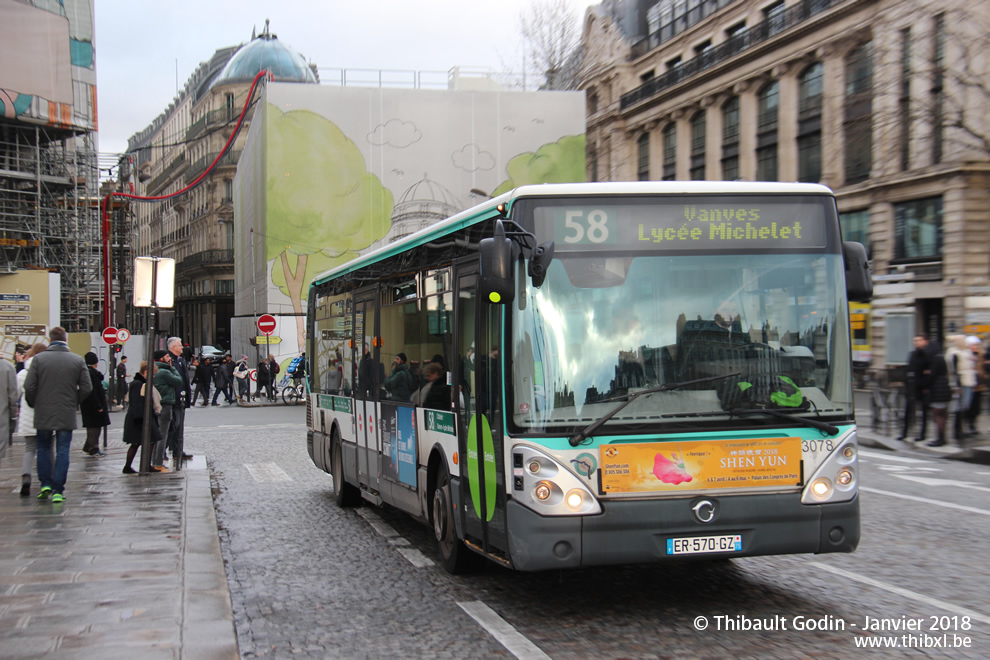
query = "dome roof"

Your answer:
(211, 22), (317, 89)
(395, 175), (462, 210)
